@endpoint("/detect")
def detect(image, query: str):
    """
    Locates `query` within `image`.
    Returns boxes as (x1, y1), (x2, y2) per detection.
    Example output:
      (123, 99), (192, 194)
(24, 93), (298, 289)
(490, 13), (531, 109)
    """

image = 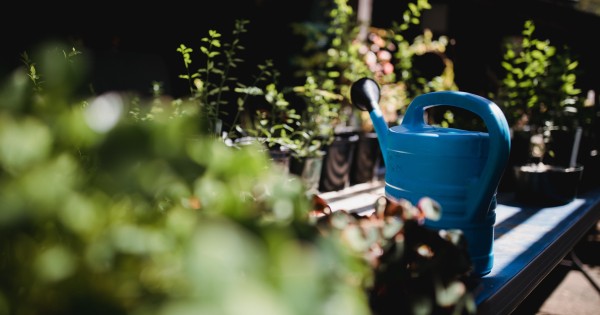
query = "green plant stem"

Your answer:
(228, 64), (270, 136)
